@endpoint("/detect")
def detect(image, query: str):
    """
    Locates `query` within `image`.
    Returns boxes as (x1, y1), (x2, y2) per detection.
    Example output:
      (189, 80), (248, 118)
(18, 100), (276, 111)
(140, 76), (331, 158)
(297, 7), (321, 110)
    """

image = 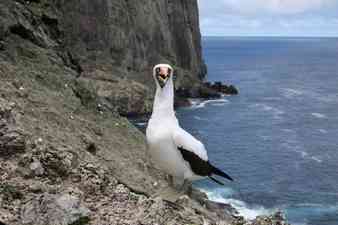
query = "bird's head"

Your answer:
(153, 64), (173, 89)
